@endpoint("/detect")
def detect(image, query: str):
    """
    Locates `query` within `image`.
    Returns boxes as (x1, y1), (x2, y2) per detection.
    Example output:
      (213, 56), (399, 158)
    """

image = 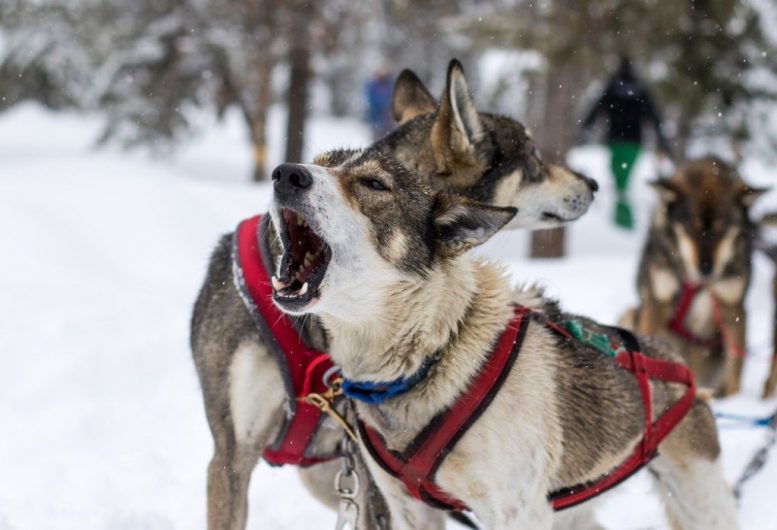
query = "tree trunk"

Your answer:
(529, 59), (587, 258)
(251, 56), (273, 182)
(674, 112), (691, 161)
(327, 67), (351, 117)
(250, 112), (268, 182)
(530, 227), (566, 259)
(284, 32), (312, 163)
